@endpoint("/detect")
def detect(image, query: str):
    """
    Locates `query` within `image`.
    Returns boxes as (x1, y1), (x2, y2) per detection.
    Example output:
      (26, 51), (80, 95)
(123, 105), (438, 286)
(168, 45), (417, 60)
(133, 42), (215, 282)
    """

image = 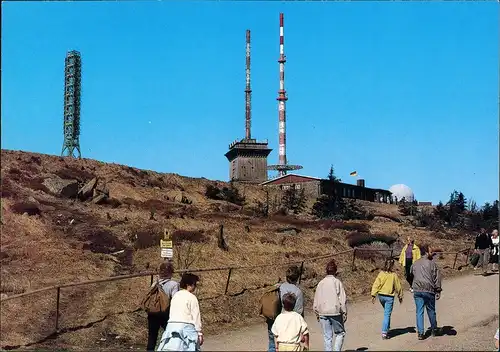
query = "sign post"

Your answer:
(160, 229), (173, 260)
